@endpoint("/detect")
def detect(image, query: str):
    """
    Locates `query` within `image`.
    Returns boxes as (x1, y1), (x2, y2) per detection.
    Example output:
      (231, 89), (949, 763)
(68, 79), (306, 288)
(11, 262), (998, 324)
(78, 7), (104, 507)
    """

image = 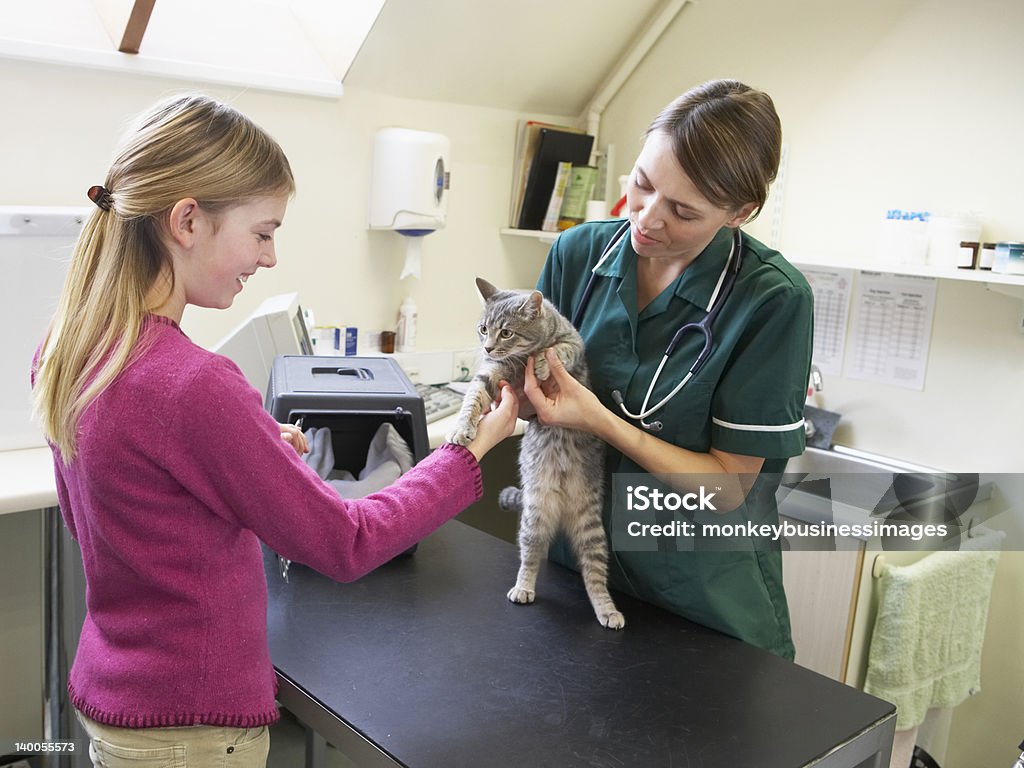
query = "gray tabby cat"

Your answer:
(447, 278), (624, 630)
